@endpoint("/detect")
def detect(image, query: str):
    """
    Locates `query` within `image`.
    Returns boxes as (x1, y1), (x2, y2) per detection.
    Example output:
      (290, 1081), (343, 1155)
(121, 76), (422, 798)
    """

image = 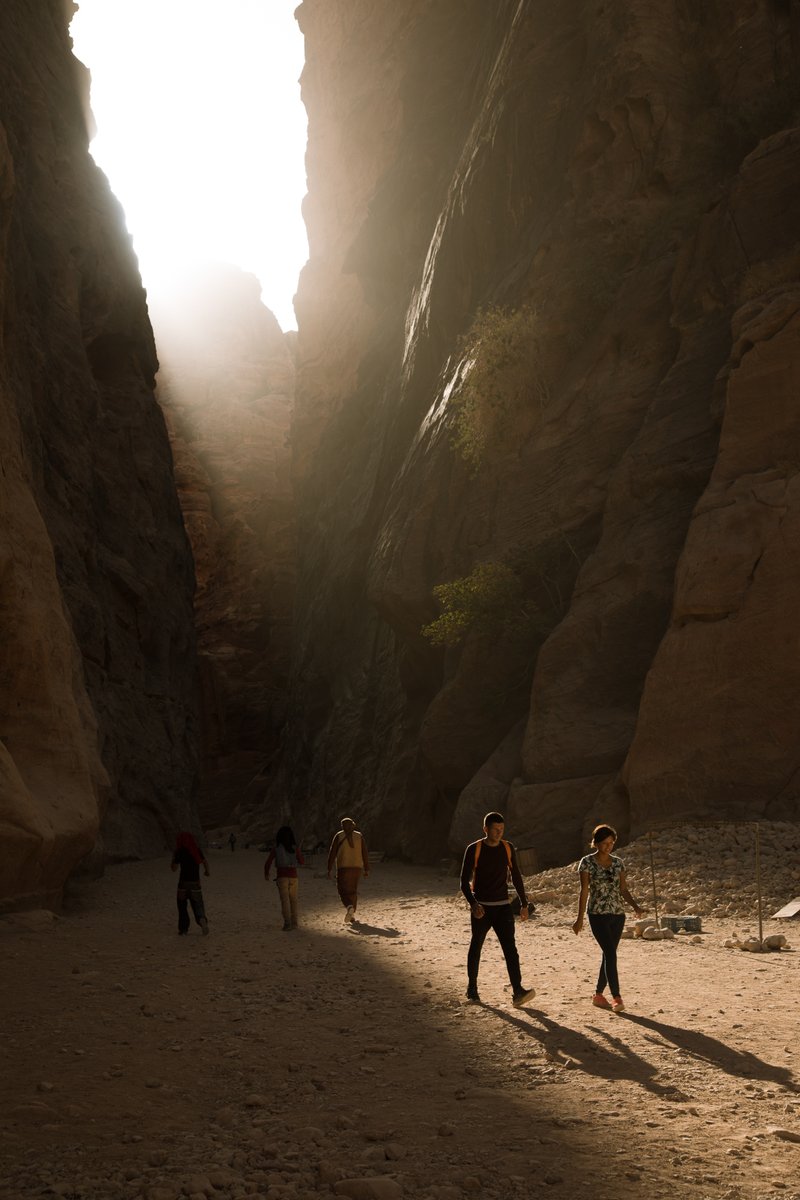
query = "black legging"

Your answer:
(467, 904), (521, 991)
(588, 912), (625, 996)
